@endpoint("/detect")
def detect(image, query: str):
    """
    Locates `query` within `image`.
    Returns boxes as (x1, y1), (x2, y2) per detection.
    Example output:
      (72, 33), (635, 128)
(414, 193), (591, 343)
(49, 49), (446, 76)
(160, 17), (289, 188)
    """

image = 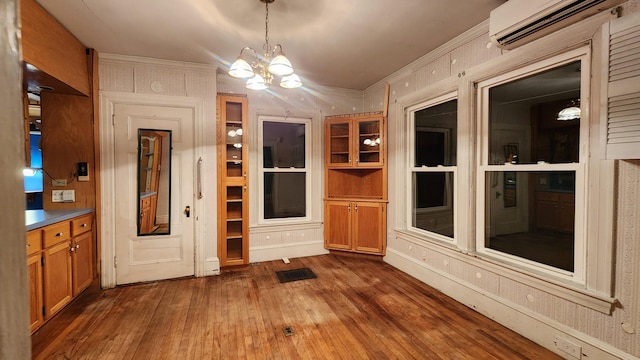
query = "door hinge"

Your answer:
(42, 306), (46, 316)
(41, 257), (45, 266)
(114, 256), (117, 268)
(112, 113), (115, 126)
